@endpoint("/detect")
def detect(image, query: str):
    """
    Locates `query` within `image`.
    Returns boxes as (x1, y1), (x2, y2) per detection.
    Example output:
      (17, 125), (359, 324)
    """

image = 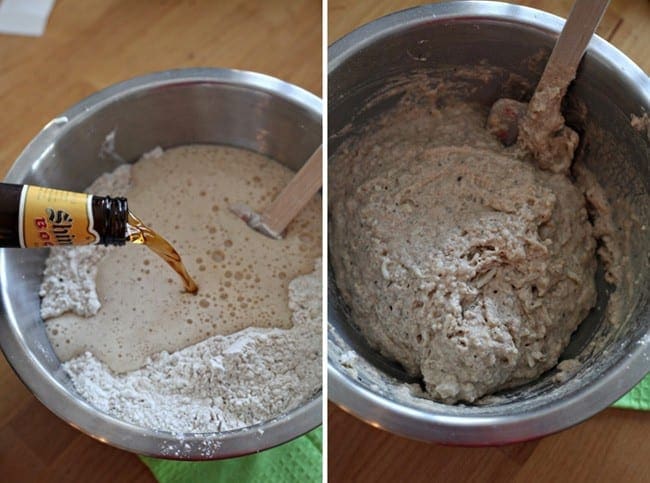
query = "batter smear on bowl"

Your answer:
(40, 145), (322, 432)
(330, 95), (619, 404)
